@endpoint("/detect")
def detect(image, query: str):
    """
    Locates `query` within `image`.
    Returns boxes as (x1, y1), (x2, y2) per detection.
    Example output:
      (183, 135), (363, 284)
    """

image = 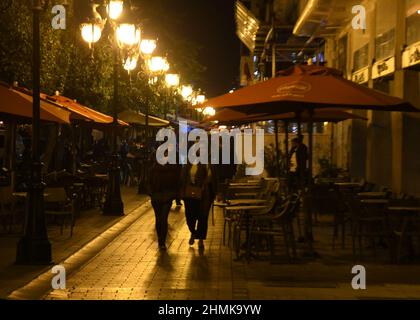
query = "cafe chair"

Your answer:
(44, 187), (79, 236)
(348, 195), (390, 261)
(248, 194), (300, 262)
(388, 198), (420, 263)
(0, 185), (16, 233)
